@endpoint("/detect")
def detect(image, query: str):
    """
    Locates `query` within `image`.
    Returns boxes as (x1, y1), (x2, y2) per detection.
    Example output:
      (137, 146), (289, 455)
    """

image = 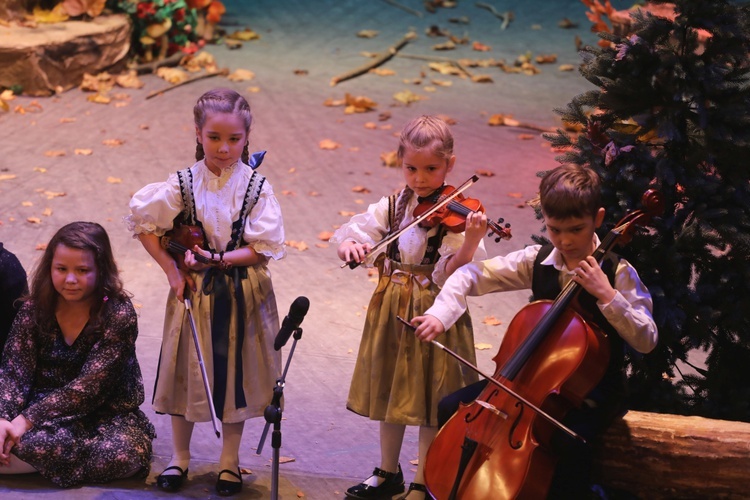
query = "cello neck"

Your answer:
(500, 228), (622, 380)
